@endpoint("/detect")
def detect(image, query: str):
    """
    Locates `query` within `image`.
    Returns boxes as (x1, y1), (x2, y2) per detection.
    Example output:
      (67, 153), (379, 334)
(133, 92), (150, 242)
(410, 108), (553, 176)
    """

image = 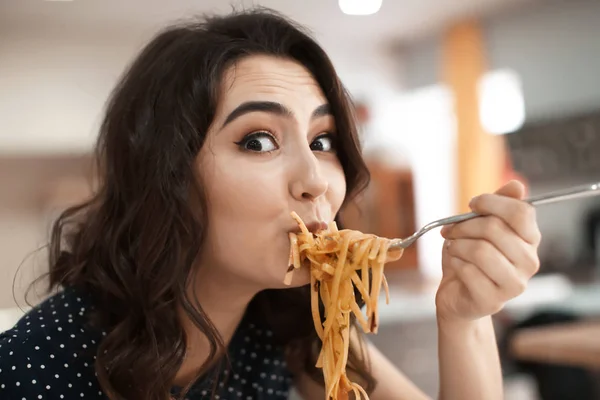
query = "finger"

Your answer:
(494, 180), (527, 200)
(443, 181), (524, 237)
(446, 239), (527, 297)
(441, 216), (540, 277)
(443, 246), (491, 284)
(452, 257), (503, 314)
(440, 224), (455, 237)
(441, 239), (459, 278)
(469, 193), (541, 245)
